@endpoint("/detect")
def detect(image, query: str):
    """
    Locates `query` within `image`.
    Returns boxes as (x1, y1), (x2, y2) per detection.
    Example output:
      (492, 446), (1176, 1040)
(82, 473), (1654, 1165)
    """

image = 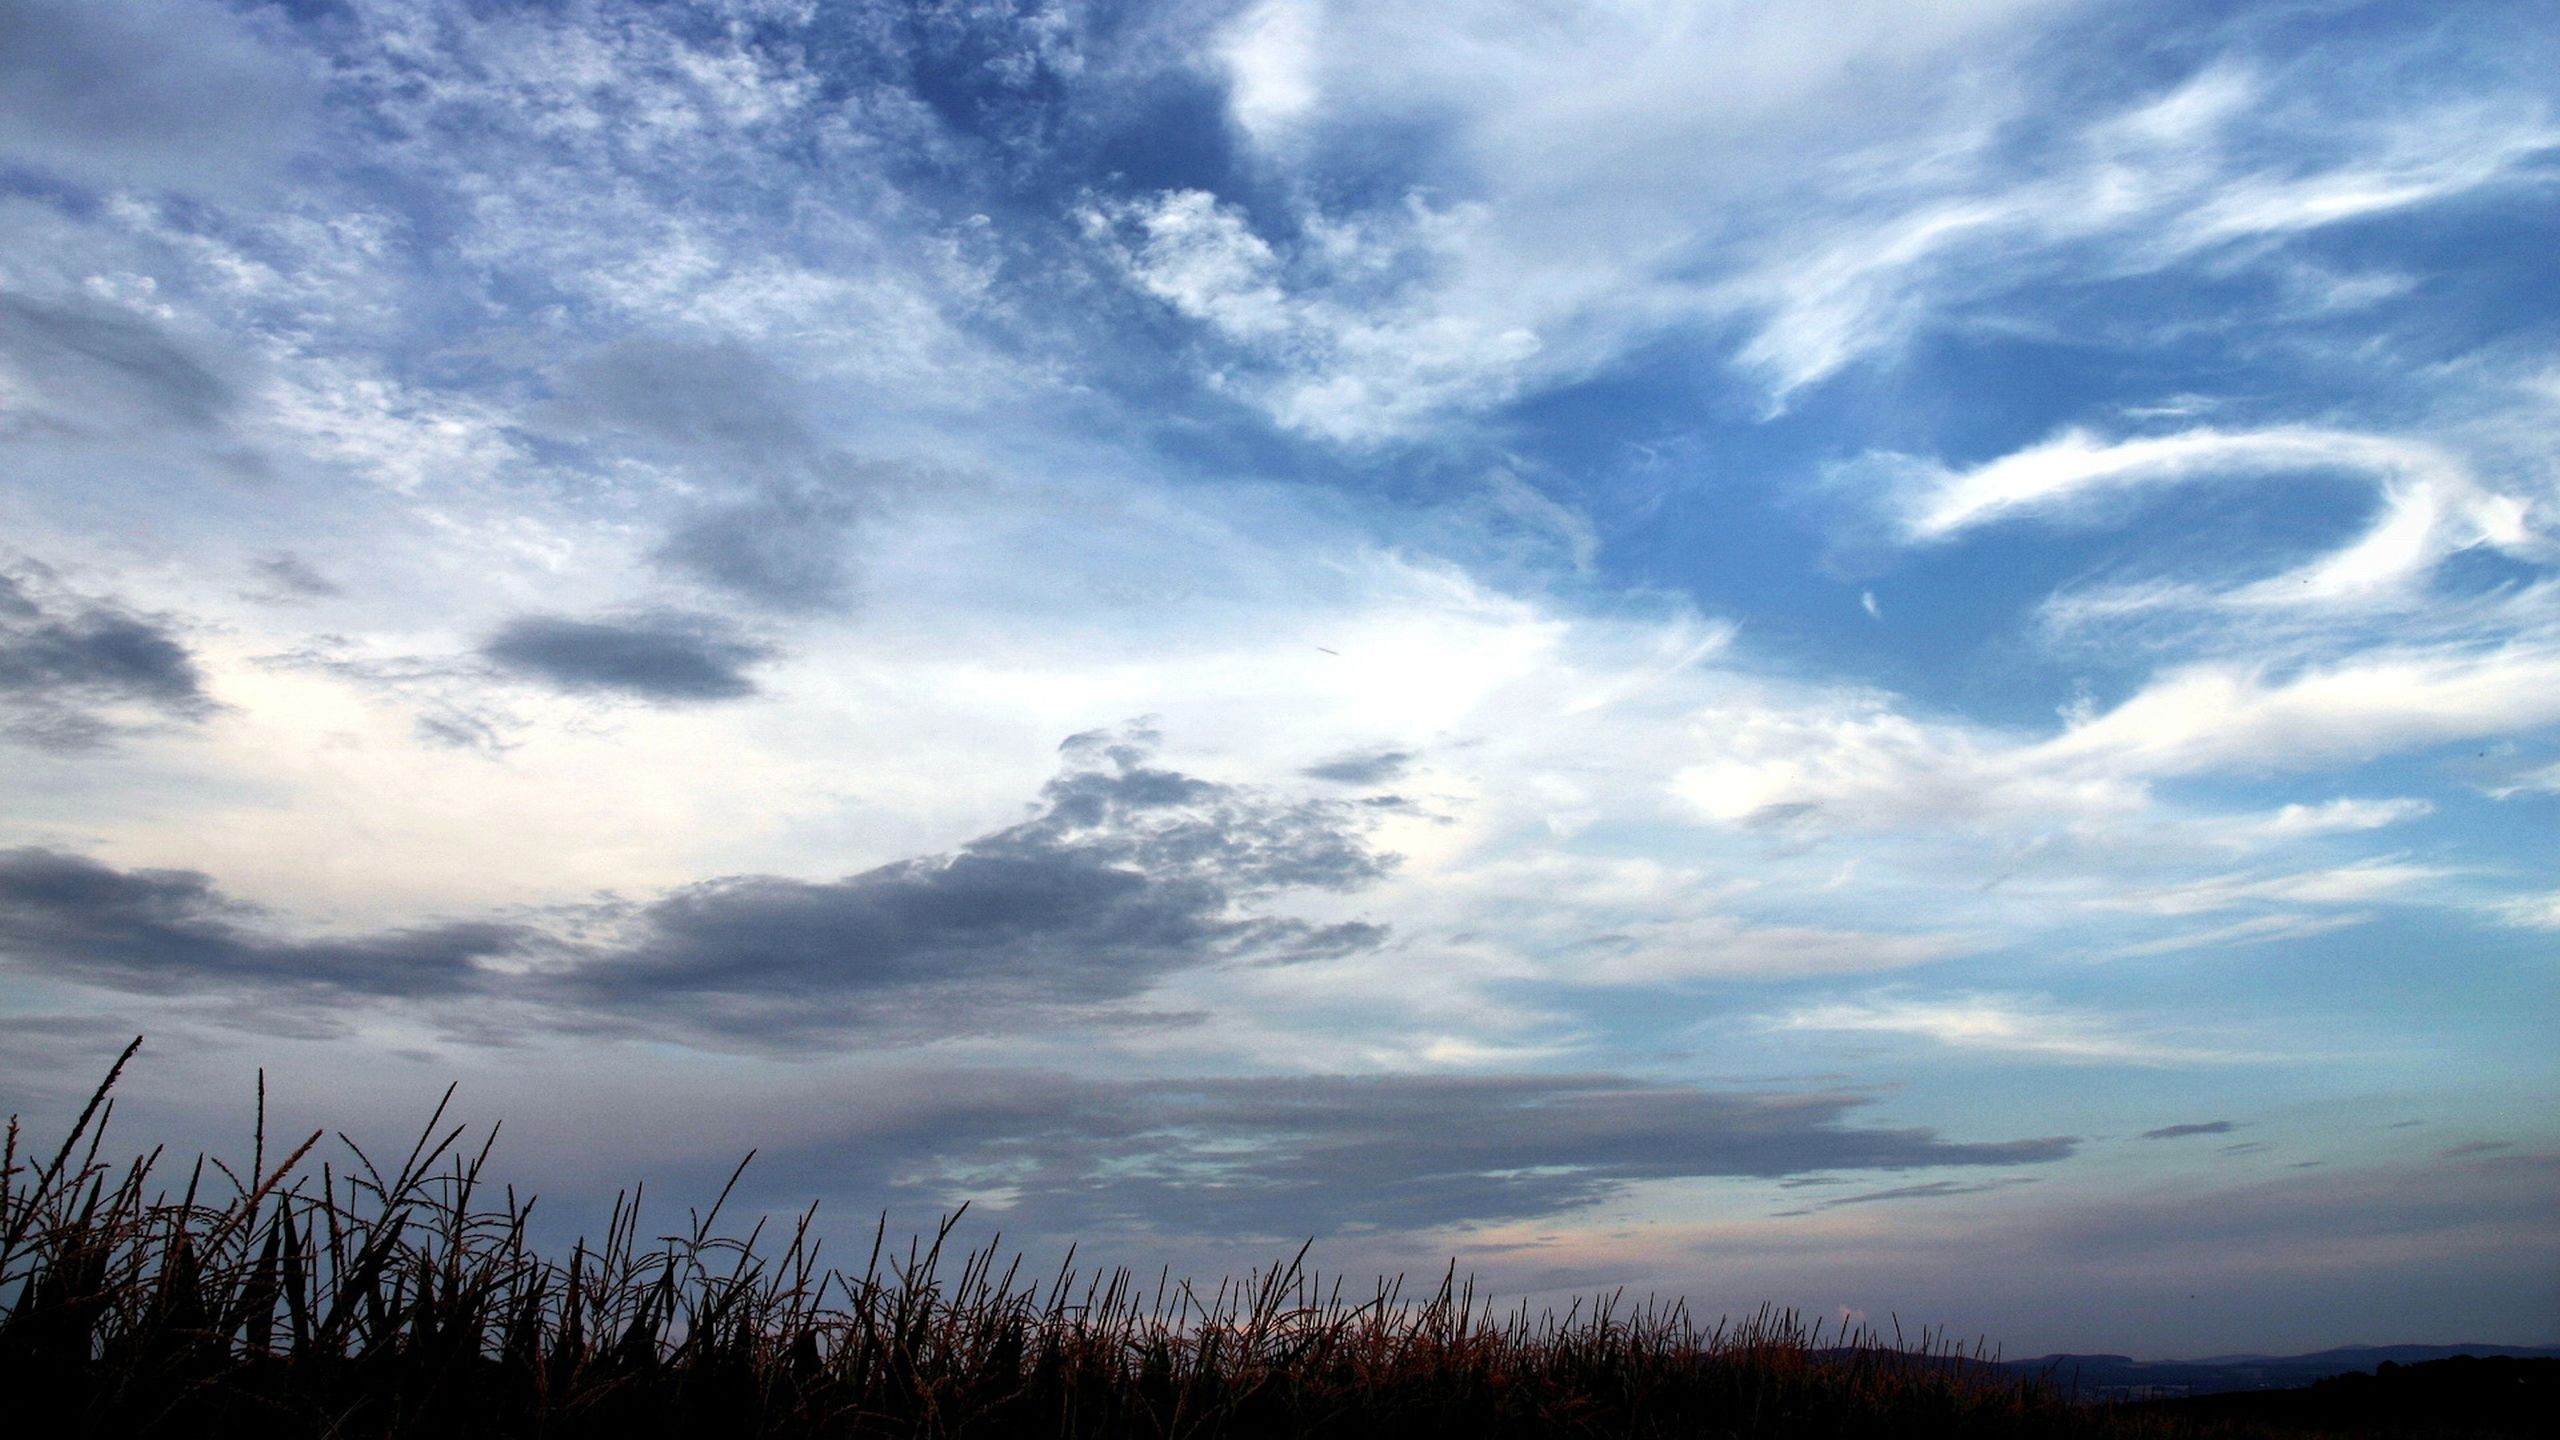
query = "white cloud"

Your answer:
(259, 357), (529, 497)
(2105, 911), (2370, 959)
(1673, 693), (2141, 830)
(2225, 797), (2433, 843)
(1774, 992), (2265, 1065)
(1900, 428), (2428, 540)
(2486, 758), (2560, 799)
(2491, 890), (2560, 931)
(1731, 76), (2555, 401)
(2087, 859), (2448, 918)
(1669, 641), (2560, 839)
(1082, 188), (1544, 443)
(1219, 0), (1323, 142)
(1890, 426), (2549, 617)
(1572, 918), (1971, 985)
(1151, 15), (2560, 435)
(2175, 100), (2557, 246)
(2039, 647), (2560, 776)
(1082, 189), (1294, 341)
